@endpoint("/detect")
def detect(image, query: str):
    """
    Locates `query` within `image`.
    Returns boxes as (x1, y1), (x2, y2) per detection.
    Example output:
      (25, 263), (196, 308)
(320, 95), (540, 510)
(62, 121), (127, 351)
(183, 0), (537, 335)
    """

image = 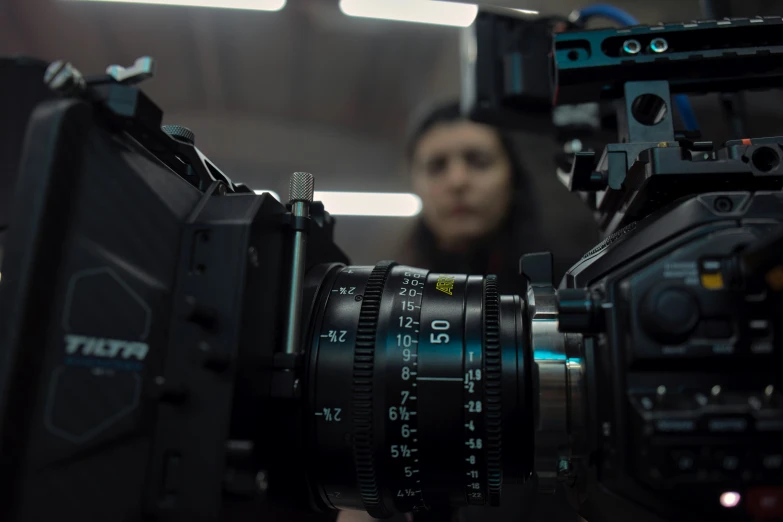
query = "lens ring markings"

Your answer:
(417, 273), (475, 507)
(463, 276), (487, 505)
(381, 266), (428, 512)
(310, 266), (374, 510)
